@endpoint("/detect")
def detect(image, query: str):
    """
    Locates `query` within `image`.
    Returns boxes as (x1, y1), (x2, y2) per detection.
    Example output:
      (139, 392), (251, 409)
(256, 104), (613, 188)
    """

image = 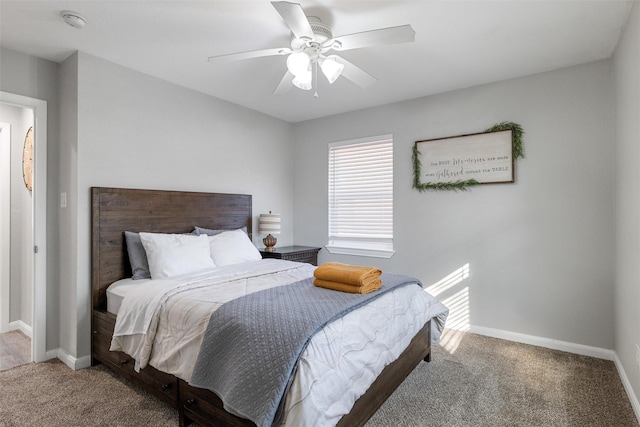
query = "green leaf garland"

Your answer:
(412, 121), (523, 192)
(484, 121), (524, 160)
(412, 145), (479, 192)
